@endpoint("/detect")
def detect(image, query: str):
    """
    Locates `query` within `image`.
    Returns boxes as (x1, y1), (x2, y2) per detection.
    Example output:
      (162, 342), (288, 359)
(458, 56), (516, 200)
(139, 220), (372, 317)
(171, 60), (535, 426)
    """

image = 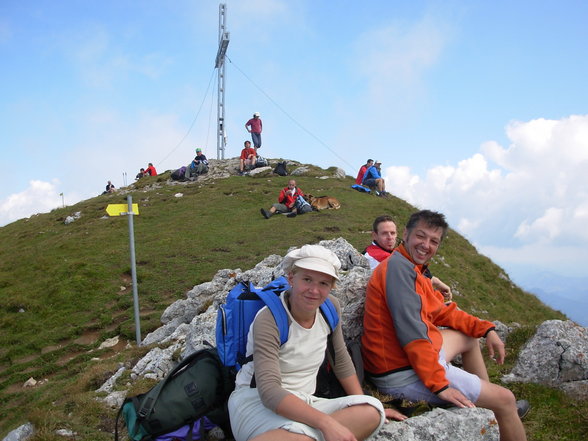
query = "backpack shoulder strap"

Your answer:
(256, 286), (289, 346)
(319, 298), (339, 332)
